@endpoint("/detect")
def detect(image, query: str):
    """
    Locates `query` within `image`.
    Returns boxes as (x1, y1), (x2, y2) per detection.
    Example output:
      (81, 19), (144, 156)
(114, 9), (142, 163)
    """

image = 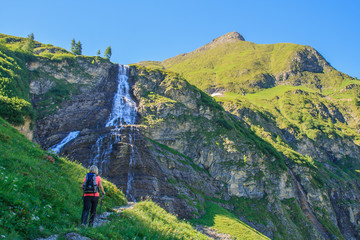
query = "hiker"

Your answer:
(81, 165), (105, 227)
